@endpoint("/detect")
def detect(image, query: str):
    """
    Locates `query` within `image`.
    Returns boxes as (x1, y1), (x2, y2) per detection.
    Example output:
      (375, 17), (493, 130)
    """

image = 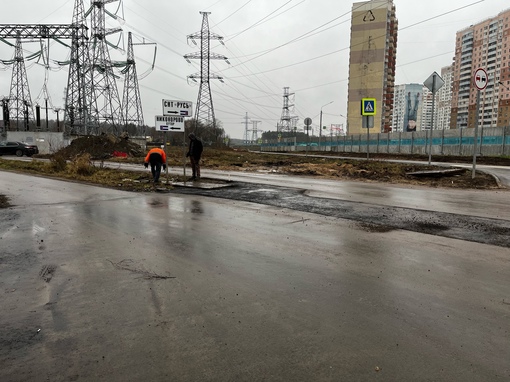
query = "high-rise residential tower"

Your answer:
(436, 65), (453, 131)
(346, 0), (397, 134)
(451, 8), (510, 129)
